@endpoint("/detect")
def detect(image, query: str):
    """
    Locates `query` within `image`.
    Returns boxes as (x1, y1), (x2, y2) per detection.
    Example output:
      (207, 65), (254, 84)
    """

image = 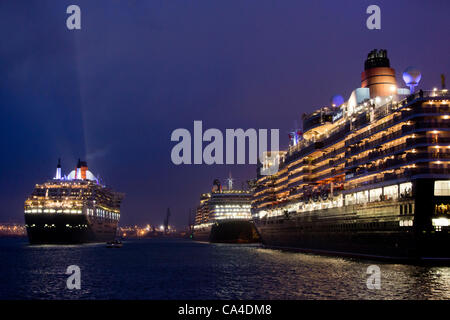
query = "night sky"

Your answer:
(0, 1), (449, 228)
